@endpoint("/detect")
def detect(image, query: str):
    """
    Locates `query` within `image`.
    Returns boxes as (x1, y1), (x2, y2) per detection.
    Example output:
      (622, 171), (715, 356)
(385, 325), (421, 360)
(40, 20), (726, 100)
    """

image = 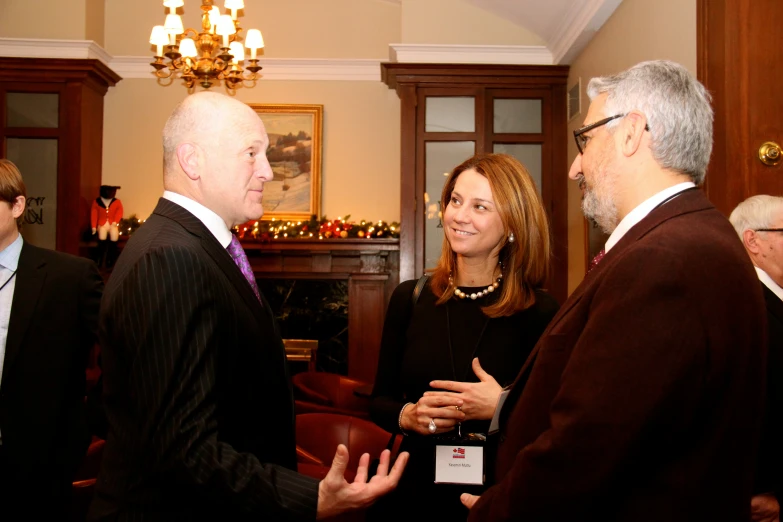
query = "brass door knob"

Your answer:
(758, 141), (782, 166)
